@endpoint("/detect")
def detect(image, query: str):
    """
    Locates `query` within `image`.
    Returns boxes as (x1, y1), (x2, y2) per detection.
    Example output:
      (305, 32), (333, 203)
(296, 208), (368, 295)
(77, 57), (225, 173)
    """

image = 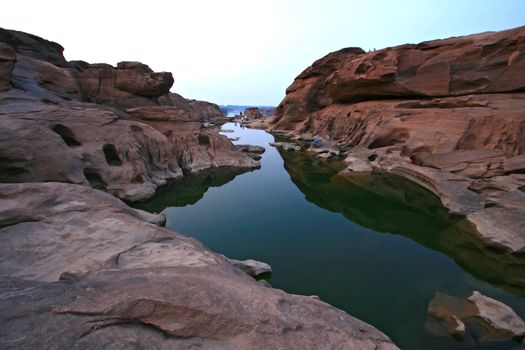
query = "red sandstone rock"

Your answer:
(0, 28), (68, 67)
(0, 28), (257, 201)
(273, 26), (525, 253)
(426, 291), (525, 344)
(72, 61), (173, 108)
(114, 61), (174, 97)
(275, 26), (525, 127)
